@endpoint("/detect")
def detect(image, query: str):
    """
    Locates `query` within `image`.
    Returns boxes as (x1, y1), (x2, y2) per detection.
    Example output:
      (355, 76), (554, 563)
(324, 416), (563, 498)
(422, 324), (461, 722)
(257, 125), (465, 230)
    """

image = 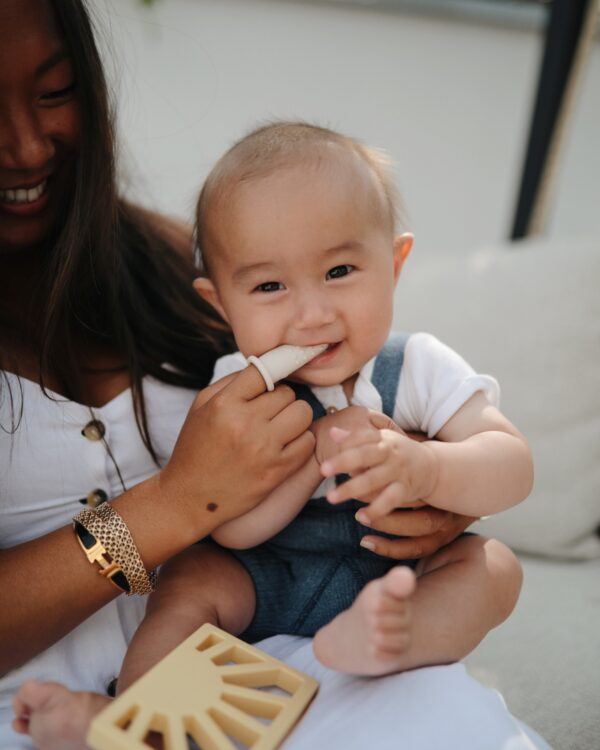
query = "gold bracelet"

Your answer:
(73, 520), (131, 593)
(73, 505), (156, 595)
